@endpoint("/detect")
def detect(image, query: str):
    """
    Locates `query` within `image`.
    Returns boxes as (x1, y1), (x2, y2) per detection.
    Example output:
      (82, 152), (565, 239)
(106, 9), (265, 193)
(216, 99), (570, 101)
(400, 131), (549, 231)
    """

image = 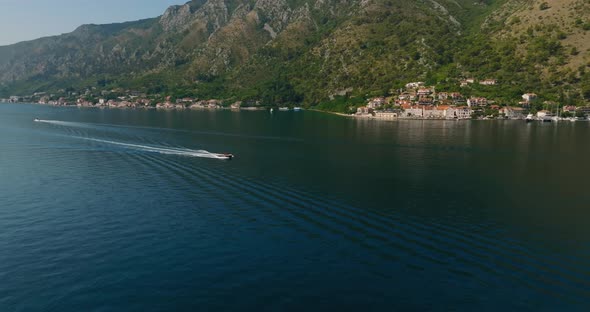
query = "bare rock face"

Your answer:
(3, 0), (581, 105)
(160, 3), (195, 32)
(191, 0), (231, 34)
(160, 0), (232, 33)
(255, 0), (291, 32)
